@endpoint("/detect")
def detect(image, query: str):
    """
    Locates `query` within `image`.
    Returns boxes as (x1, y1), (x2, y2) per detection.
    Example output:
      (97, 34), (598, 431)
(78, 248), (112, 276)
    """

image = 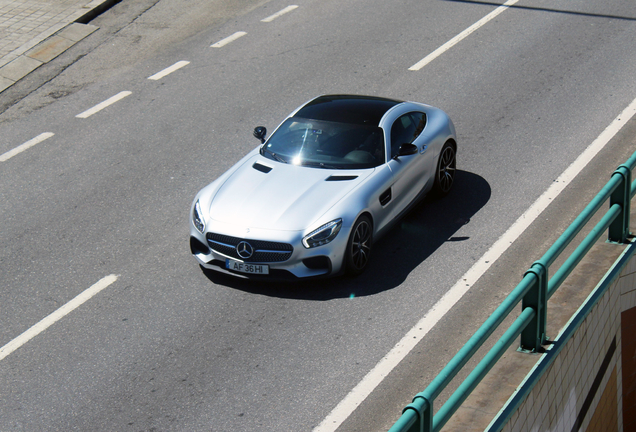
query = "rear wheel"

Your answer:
(345, 215), (372, 276)
(432, 141), (456, 197)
